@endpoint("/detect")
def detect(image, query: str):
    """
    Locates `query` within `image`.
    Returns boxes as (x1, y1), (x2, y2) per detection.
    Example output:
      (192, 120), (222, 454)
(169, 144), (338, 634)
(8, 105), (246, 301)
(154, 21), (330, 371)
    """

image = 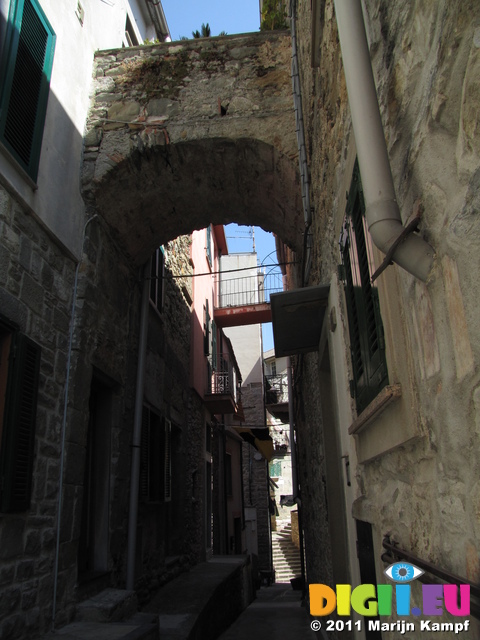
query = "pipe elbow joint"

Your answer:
(367, 204), (435, 283)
